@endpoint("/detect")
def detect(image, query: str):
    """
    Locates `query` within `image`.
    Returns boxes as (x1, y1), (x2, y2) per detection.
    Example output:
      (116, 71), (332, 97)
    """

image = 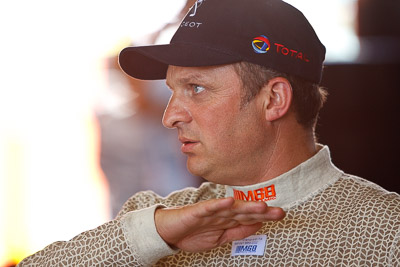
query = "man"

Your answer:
(19, 0), (400, 266)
